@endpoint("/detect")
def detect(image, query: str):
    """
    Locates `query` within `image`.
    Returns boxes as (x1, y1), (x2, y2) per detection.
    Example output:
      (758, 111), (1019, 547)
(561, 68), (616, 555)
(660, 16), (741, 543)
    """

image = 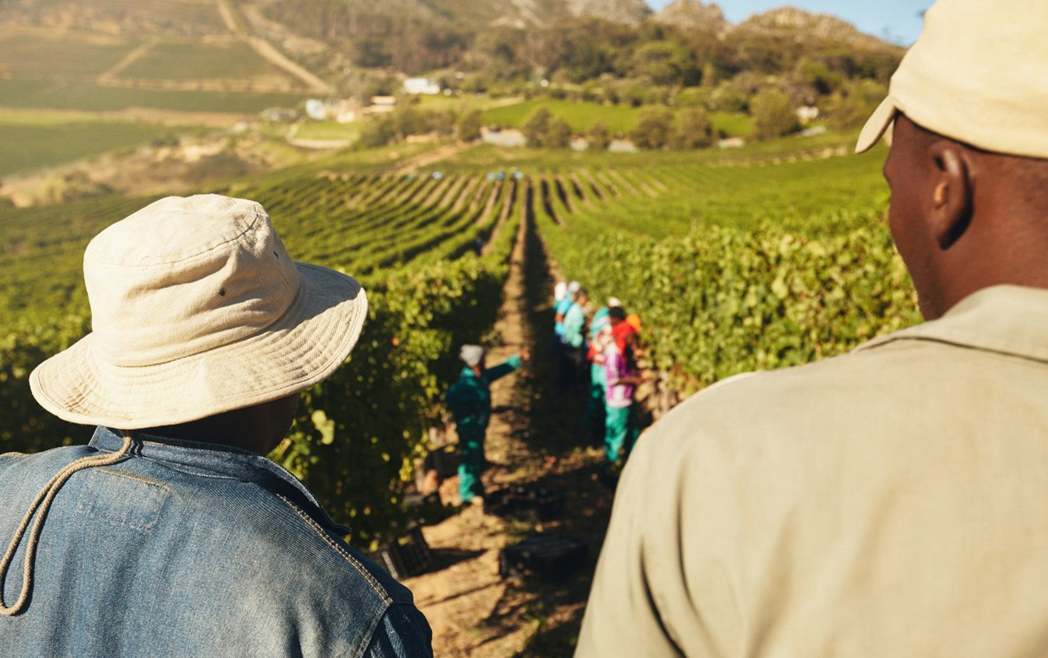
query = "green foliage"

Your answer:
(798, 58), (846, 95)
(587, 121), (611, 151)
(630, 40), (698, 86)
(546, 117), (573, 149)
(540, 202), (920, 393)
(0, 315), (92, 453)
(522, 107), (553, 147)
(751, 88), (799, 140)
(826, 79), (888, 130)
(358, 106), (466, 147)
(674, 107), (713, 150)
(457, 109), (483, 142)
(273, 253), (510, 547)
(629, 107), (674, 150)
